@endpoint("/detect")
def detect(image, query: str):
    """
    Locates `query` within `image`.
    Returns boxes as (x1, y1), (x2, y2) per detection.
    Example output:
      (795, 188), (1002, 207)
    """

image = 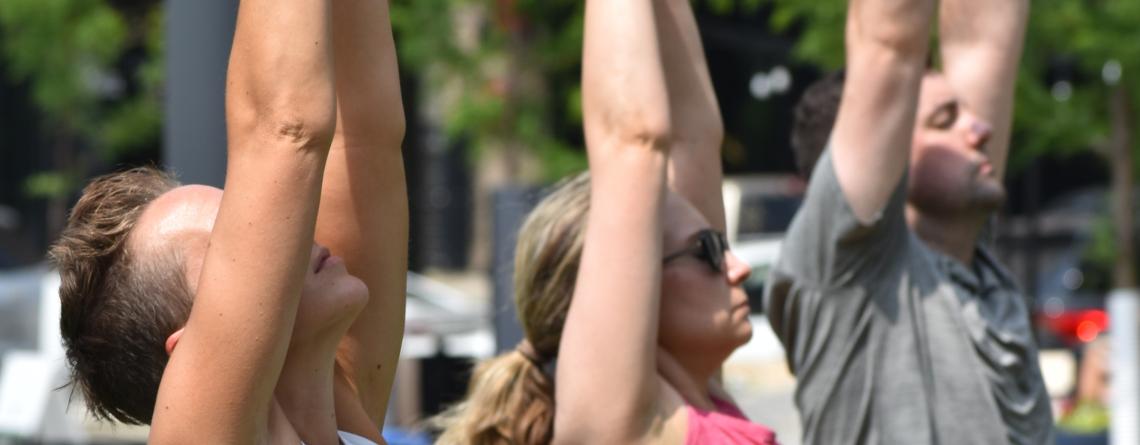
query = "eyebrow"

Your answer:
(668, 228), (710, 250)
